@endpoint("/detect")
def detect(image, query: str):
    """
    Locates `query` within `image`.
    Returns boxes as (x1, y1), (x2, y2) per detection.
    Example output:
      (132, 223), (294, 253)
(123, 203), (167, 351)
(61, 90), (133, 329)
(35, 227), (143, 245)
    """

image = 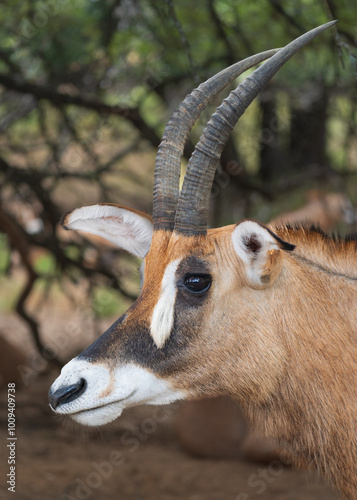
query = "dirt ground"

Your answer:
(0, 304), (340, 500)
